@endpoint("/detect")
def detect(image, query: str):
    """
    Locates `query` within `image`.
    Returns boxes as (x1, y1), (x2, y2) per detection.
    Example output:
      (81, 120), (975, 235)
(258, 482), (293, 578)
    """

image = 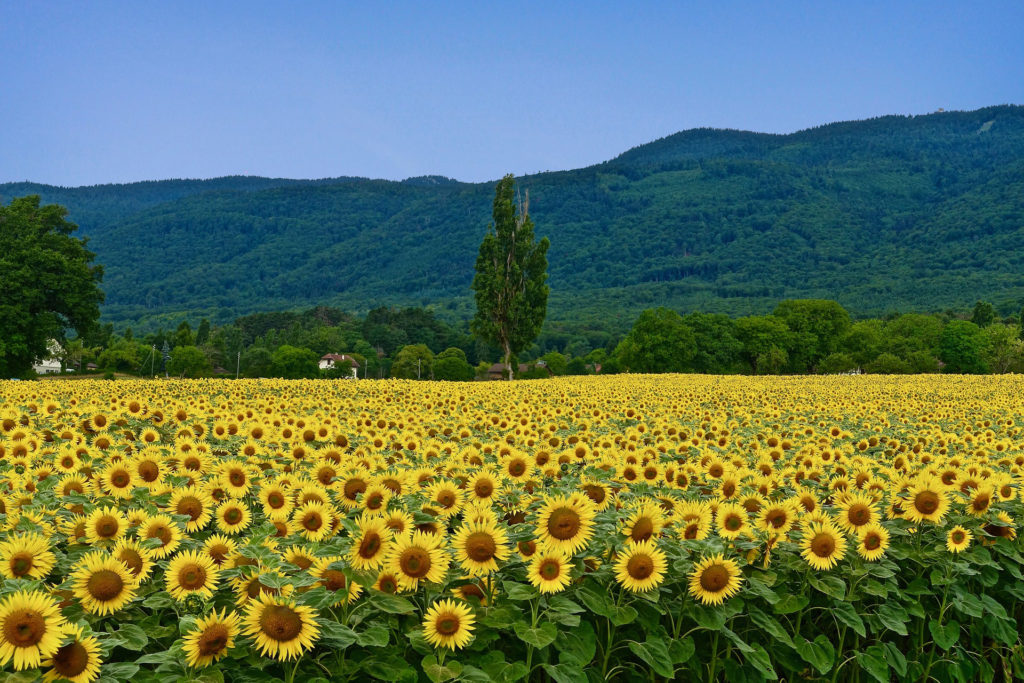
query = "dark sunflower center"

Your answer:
(465, 532), (496, 562)
(268, 493), (284, 508)
(10, 554), (33, 577)
(318, 470), (334, 485)
(359, 533), (382, 558)
(630, 517), (655, 542)
(583, 485), (605, 504)
(811, 533), (836, 558)
(724, 515), (743, 531)
(766, 511), (787, 528)
(88, 569), (125, 601)
(863, 534), (881, 551)
(699, 564), (729, 592)
(343, 479), (367, 500)
(437, 491), (456, 508)
(475, 480), (494, 498)
(684, 524), (699, 540)
(3, 609), (45, 646)
(436, 615), (460, 636)
(378, 576), (398, 593)
(322, 569), (347, 592)
(972, 495), (990, 511)
(627, 554), (654, 580)
(539, 558), (562, 580)
(259, 605), (303, 642)
(547, 507), (581, 540)
(722, 482), (736, 497)
(848, 504), (870, 526)
(914, 491), (939, 515)
(303, 513), (322, 531)
(225, 509), (242, 524)
(119, 549), (144, 576)
(518, 540), (536, 556)
(367, 494), (384, 509)
(951, 531), (965, 543)
(400, 547), (432, 578)
(138, 462), (159, 482)
(179, 565), (207, 590)
(52, 640), (89, 676)
(177, 497), (203, 520)
(509, 461), (526, 476)
(708, 464), (724, 478)
(153, 526), (172, 544)
(111, 471), (130, 488)
(197, 624), (229, 656)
